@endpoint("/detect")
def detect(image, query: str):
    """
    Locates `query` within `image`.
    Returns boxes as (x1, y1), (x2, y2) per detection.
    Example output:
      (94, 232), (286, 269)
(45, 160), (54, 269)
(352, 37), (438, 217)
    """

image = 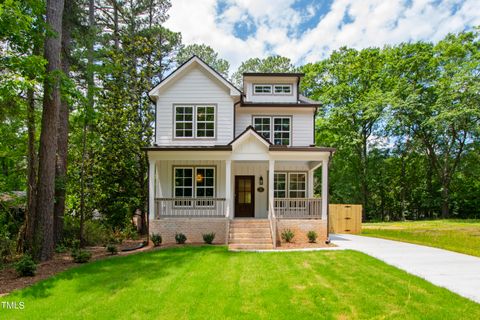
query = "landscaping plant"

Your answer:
(71, 249), (92, 263)
(175, 233), (187, 244)
(307, 231), (318, 243)
(14, 254), (37, 277)
(106, 244), (118, 255)
(281, 229), (295, 243)
(151, 233), (162, 247)
(202, 232), (215, 244)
